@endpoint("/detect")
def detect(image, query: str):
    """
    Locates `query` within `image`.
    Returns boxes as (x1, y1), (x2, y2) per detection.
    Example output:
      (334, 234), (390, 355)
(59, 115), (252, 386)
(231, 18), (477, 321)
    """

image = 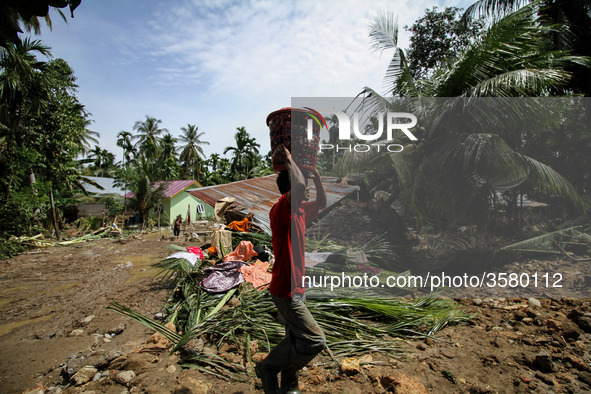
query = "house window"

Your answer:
(196, 203), (205, 214)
